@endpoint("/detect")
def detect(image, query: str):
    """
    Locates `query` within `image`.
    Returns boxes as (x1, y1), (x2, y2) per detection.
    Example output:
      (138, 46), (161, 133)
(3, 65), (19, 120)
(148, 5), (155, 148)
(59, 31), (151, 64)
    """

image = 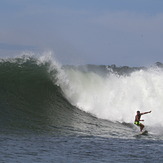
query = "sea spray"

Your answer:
(59, 65), (163, 129)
